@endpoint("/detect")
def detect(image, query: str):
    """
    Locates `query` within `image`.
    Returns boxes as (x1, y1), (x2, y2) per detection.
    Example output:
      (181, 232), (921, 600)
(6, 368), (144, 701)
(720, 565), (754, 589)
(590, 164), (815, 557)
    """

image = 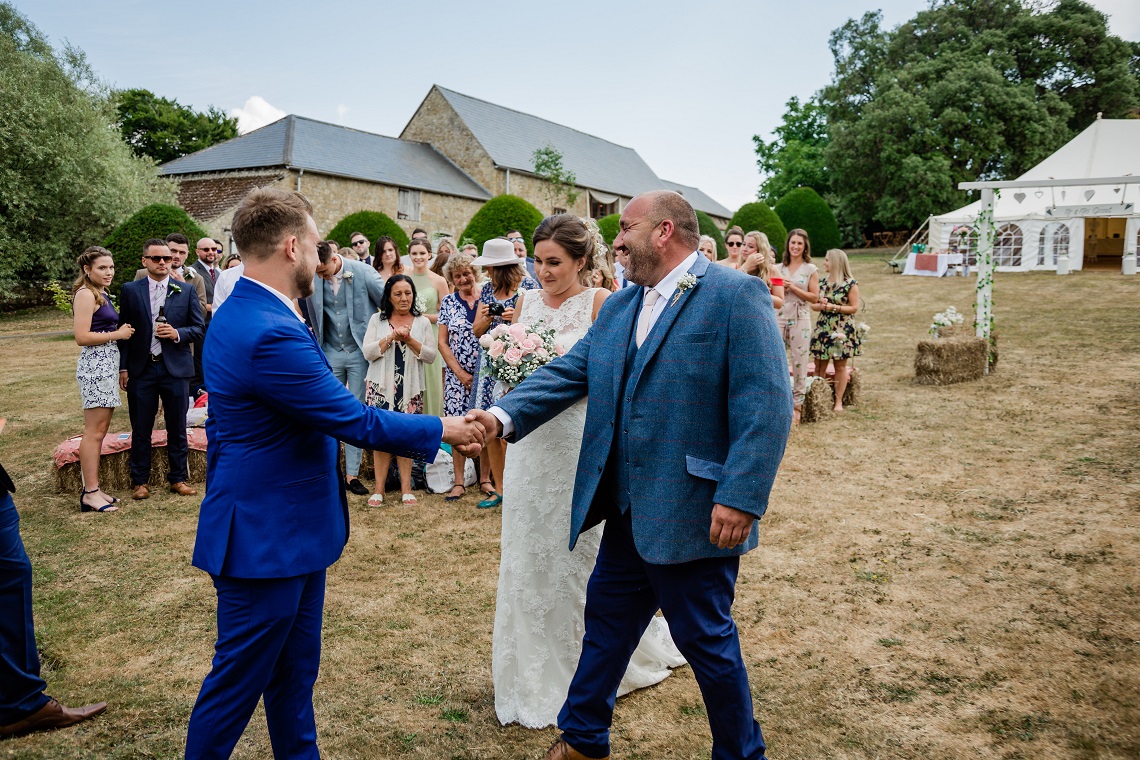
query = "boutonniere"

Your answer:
(342, 269), (354, 282)
(168, 283), (183, 295)
(184, 267), (196, 280)
(671, 273), (698, 306)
